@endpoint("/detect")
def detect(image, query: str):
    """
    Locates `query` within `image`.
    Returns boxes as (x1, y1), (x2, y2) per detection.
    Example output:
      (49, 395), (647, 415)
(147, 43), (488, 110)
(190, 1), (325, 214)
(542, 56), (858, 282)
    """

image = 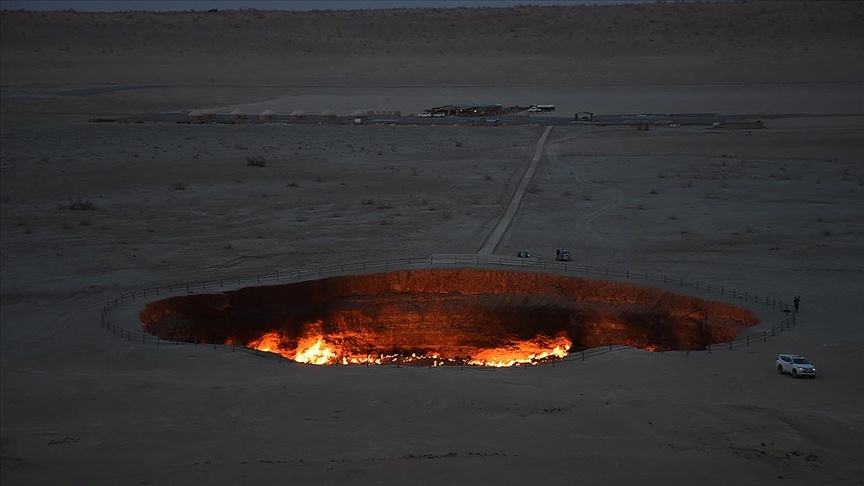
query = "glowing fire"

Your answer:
(247, 329), (572, 367)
